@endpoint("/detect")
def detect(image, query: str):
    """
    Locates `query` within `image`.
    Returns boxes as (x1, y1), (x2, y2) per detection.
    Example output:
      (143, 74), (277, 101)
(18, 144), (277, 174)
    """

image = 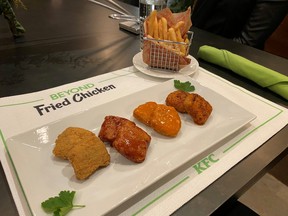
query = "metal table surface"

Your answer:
(0, 0), (287, 215)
